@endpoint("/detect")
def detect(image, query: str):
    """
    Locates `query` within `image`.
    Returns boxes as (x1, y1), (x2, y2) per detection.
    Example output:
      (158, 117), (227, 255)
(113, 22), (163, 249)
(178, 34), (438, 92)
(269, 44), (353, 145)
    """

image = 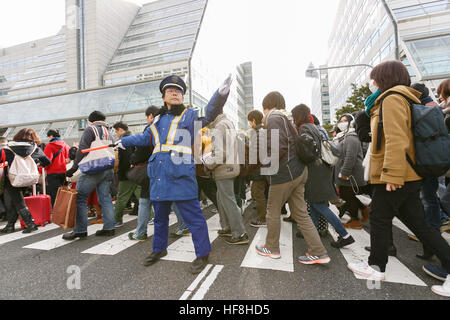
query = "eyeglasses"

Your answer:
(166, 88), (183, 94)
